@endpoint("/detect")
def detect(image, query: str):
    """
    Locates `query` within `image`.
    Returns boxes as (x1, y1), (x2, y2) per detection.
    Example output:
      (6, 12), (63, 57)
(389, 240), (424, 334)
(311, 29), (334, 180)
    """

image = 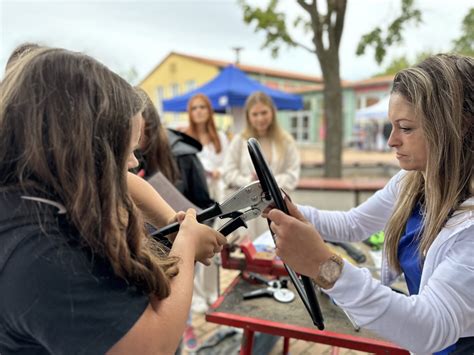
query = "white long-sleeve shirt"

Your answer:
(222, 133), (300, 191)
(221, 132), (301, 240)
(298, 170), (474, 354)
(197, 131), (229, 201)
(197, 131), (229, 176)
